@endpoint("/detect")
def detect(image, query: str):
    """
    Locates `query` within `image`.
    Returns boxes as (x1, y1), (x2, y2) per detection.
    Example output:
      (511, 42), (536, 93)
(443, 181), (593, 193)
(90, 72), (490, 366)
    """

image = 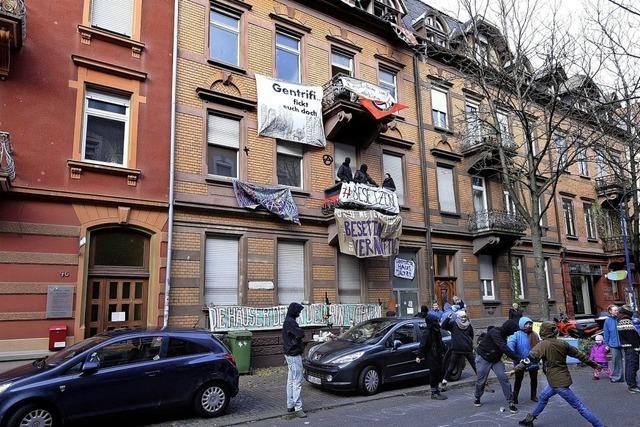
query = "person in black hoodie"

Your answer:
(617, 305), (640, 393)
(282, 302), (307, 418)
(474, 319), (521, 412)
(416, 314), (448, 400)
(442, 310), (477, 388)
